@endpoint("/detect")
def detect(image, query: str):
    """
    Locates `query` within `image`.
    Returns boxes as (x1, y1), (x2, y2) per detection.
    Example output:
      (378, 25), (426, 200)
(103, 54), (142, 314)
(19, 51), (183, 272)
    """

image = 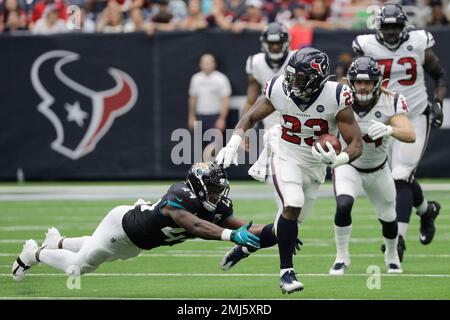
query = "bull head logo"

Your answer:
(310, 59), (324, 76)
(31, 50), (138, 160)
